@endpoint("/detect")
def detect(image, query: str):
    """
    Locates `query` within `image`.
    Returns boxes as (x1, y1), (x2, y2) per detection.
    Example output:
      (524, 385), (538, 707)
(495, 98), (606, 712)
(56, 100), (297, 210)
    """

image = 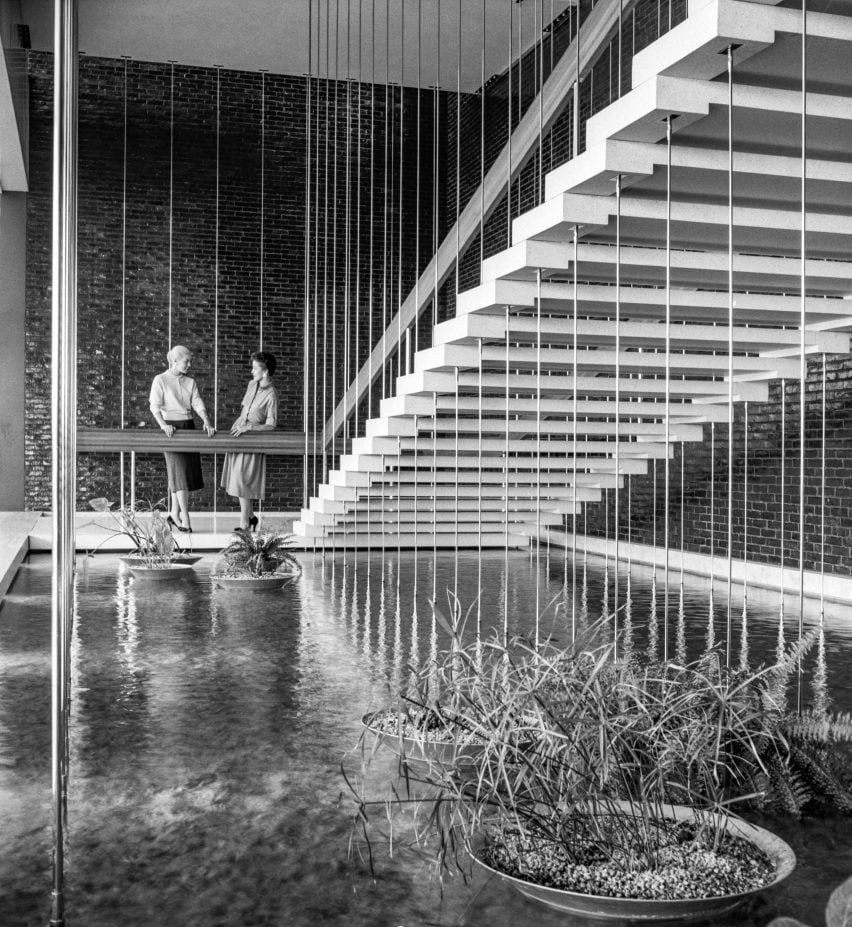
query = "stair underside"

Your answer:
(295, 0), (852, 549)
